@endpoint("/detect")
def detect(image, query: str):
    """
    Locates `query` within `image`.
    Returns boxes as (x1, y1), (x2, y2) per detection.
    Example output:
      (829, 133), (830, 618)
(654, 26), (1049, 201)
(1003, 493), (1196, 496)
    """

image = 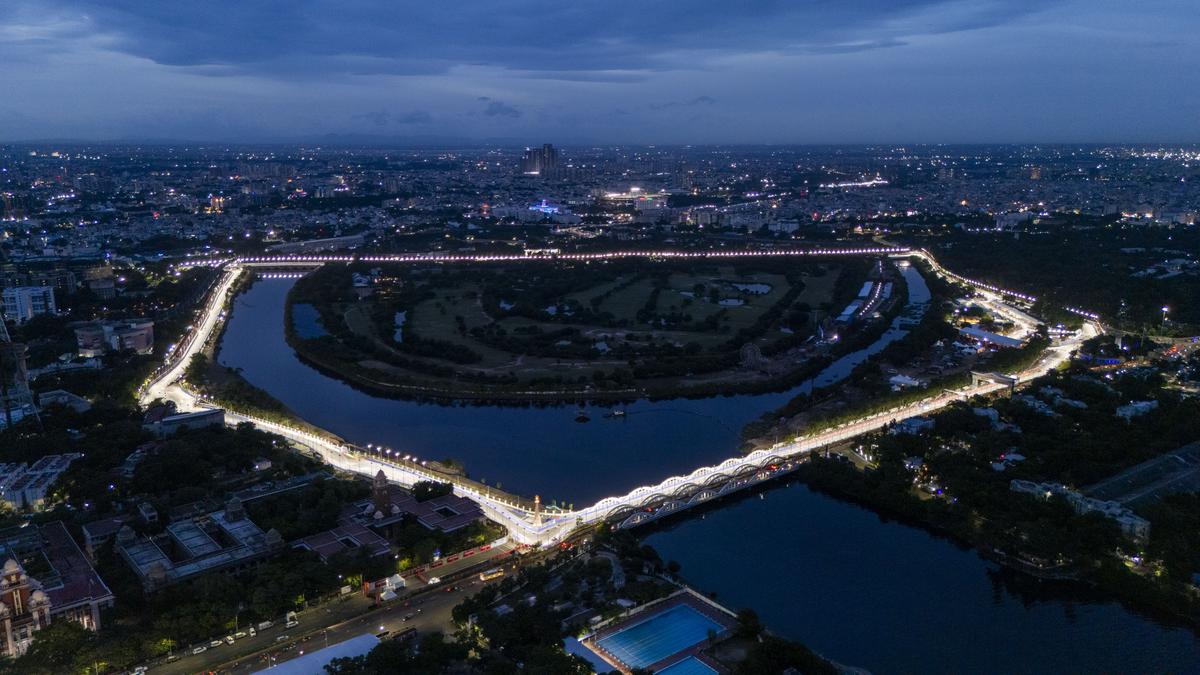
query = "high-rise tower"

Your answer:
(520, 144), (559, 177)
(0, 318), (38, 429)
